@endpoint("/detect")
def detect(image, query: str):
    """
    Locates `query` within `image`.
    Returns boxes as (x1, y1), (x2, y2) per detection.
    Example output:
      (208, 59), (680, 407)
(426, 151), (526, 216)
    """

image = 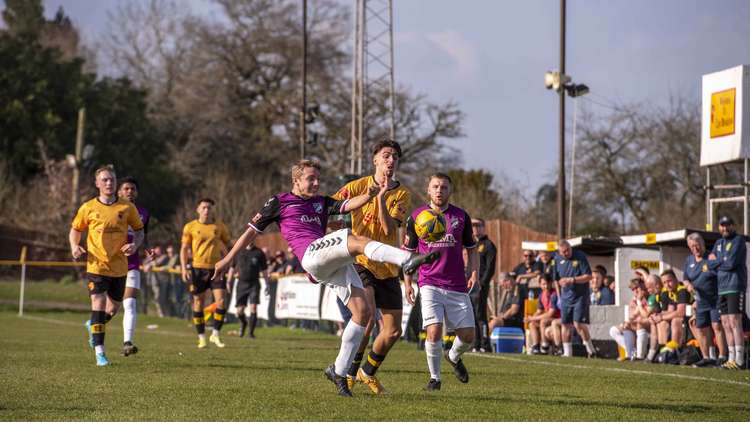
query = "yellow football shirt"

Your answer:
(181, 220), (231, 269)
(71, 197), (144, 277)
(332, 176), (410, 279)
